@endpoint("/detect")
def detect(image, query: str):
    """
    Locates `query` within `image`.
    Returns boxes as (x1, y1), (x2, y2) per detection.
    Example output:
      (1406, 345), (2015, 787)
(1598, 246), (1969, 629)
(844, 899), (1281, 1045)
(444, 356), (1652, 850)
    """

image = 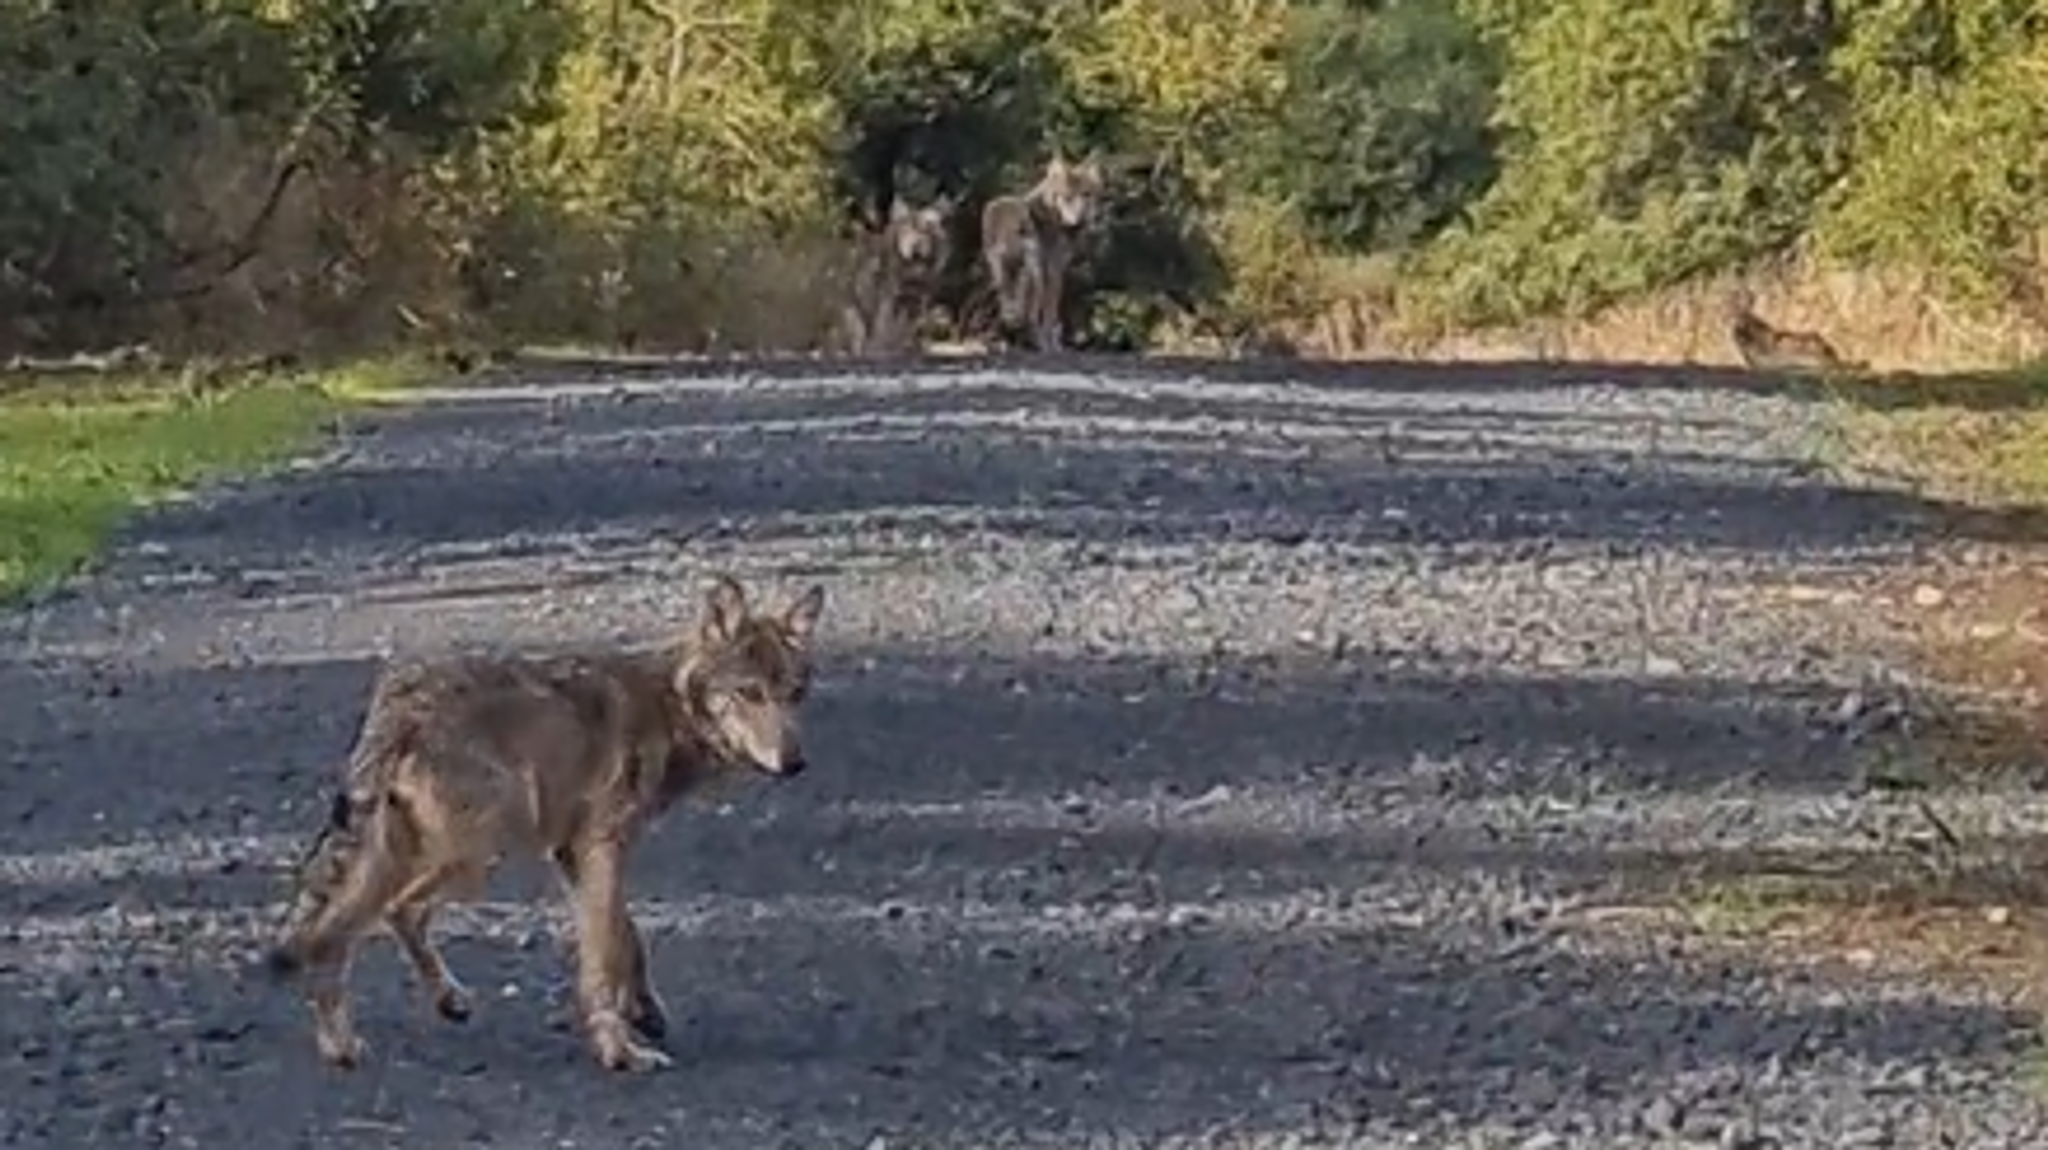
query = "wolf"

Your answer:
(844, 194), (954, 357)
(980, 153), (1106, 352)
(1726, 287), (1859, 373)
(263, 574), (826, 1074)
